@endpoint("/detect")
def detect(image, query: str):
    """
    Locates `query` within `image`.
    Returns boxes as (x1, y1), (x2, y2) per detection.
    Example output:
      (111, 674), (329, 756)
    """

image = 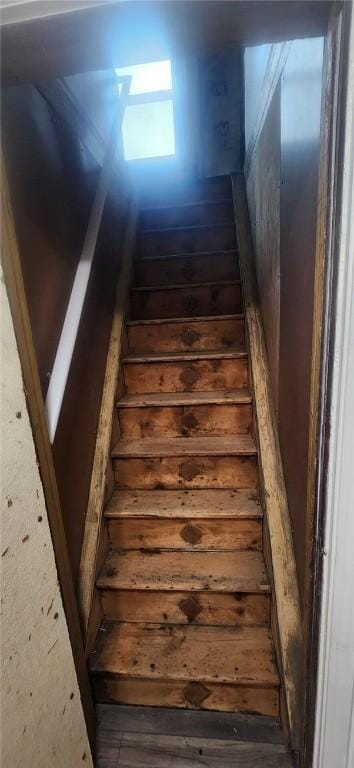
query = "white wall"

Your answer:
(244, 43), (271, 150)
(0, 270), (93, 768)
(64, 69), (118, 148)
